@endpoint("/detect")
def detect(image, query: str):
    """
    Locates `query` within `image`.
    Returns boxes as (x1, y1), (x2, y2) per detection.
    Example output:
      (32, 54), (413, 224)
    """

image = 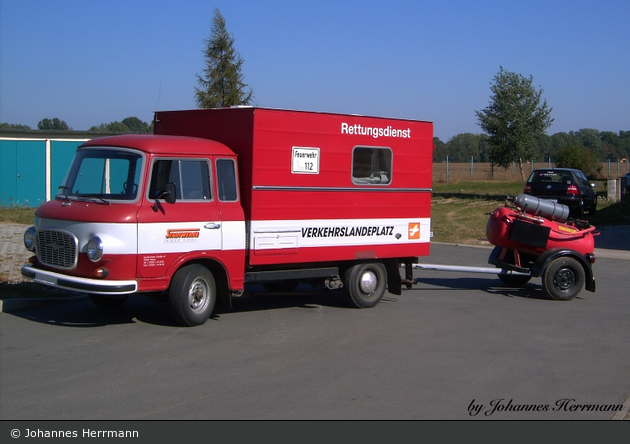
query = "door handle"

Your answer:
(204, 222), (222, 229)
